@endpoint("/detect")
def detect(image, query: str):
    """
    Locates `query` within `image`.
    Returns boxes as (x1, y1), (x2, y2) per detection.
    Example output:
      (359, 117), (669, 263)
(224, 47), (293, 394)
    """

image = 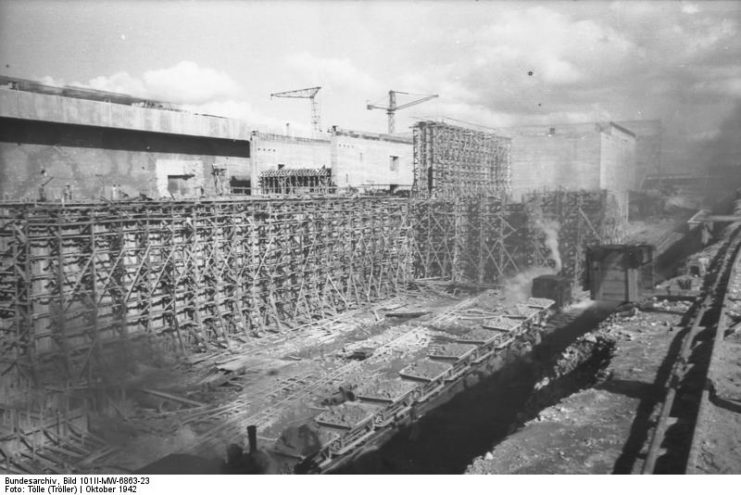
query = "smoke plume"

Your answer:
(535, 217), (562, 272)
(501, 211), (562, 304)
(502, 266), (556, 305)
(692, 102), (741, 197)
